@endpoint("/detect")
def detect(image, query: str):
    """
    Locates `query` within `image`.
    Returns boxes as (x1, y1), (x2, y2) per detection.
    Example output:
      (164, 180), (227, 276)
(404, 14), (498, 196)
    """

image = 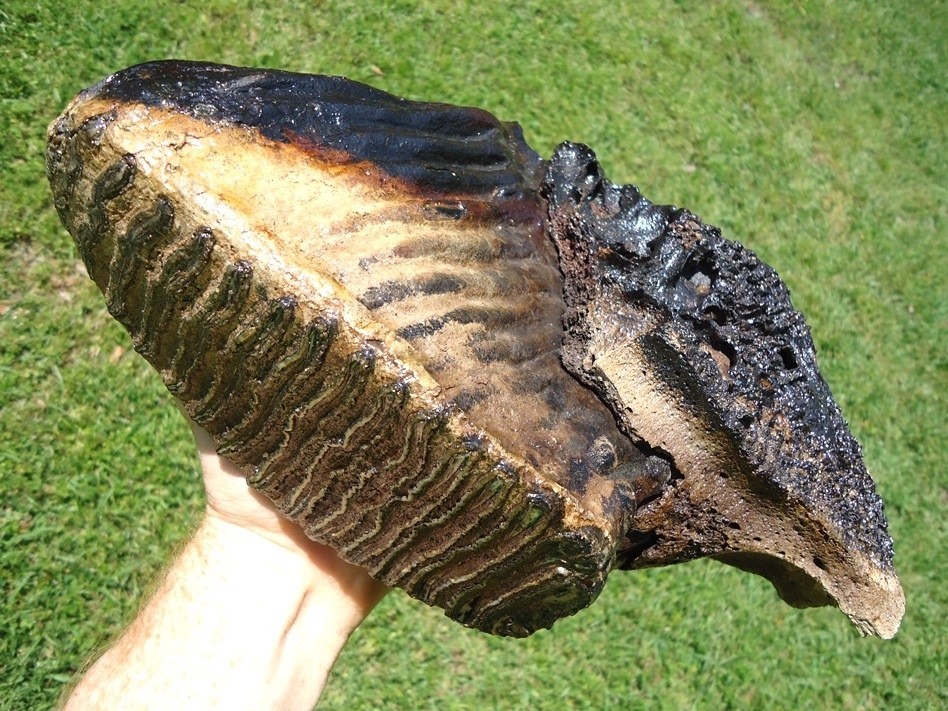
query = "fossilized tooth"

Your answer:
(46, 60), (903, 638)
